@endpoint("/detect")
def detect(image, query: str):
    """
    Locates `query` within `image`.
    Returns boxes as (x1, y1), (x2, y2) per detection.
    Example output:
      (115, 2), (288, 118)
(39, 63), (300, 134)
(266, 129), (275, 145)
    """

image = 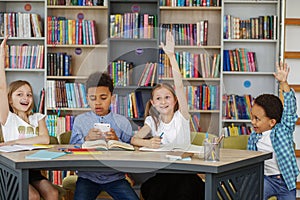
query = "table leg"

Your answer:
(205, 162), (264, 200)
(0, 162), (29, 200)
